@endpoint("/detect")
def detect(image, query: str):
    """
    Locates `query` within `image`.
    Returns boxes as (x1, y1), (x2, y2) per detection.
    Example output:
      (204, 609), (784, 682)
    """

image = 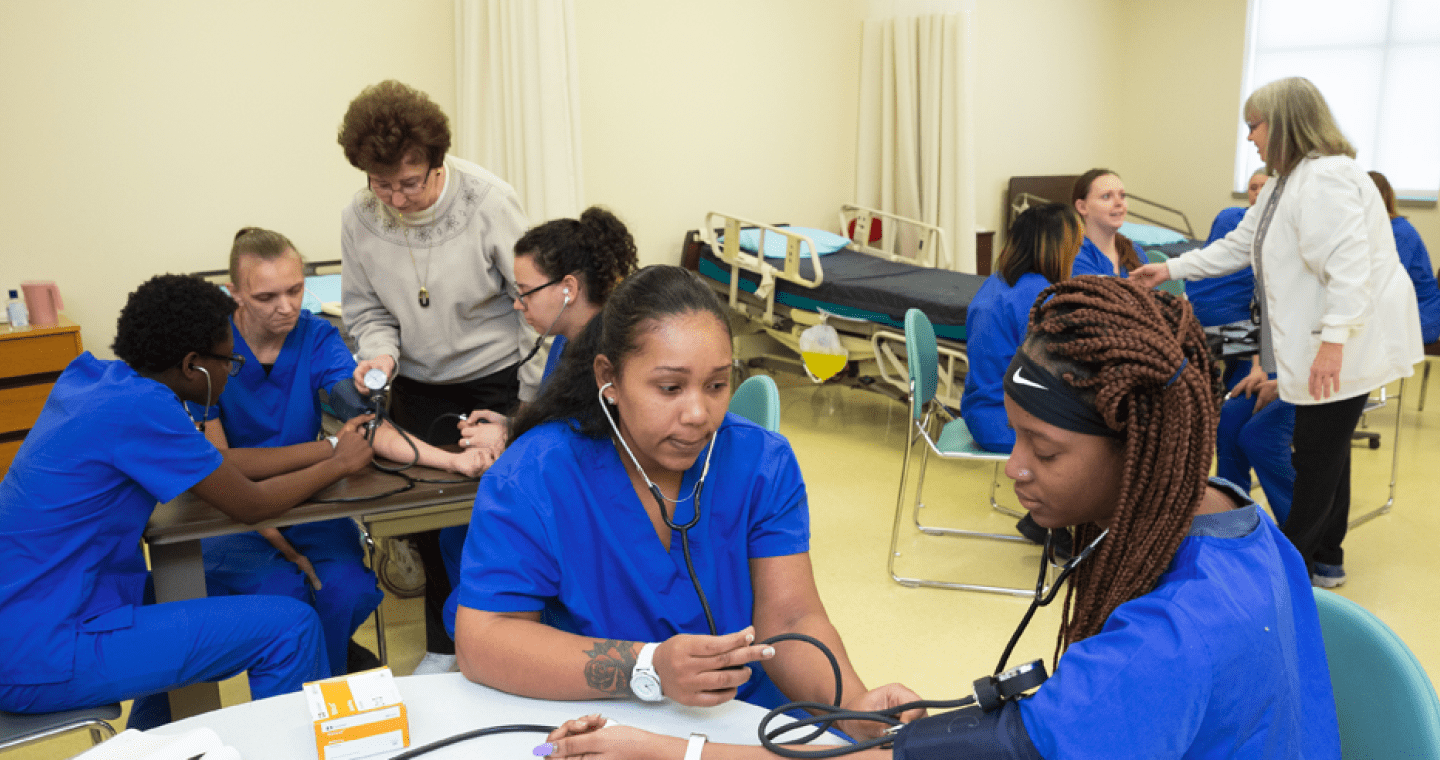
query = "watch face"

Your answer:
(633, 673), (662, 701)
